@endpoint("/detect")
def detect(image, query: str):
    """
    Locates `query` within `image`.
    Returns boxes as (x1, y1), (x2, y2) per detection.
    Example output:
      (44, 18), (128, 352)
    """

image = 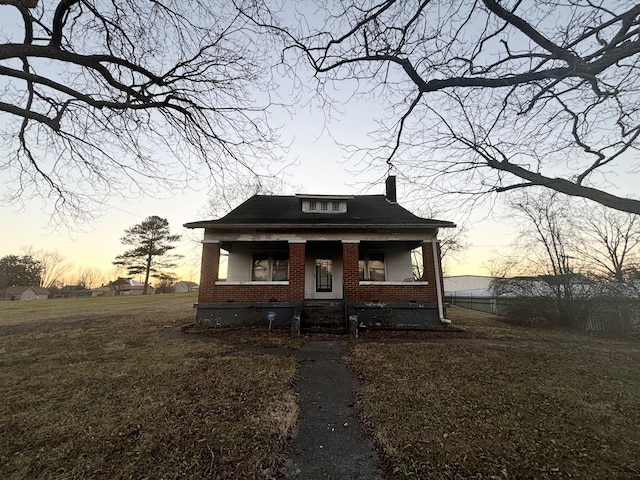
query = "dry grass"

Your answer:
(348, 307), (640, 479)
(0, 294), (297, 479)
